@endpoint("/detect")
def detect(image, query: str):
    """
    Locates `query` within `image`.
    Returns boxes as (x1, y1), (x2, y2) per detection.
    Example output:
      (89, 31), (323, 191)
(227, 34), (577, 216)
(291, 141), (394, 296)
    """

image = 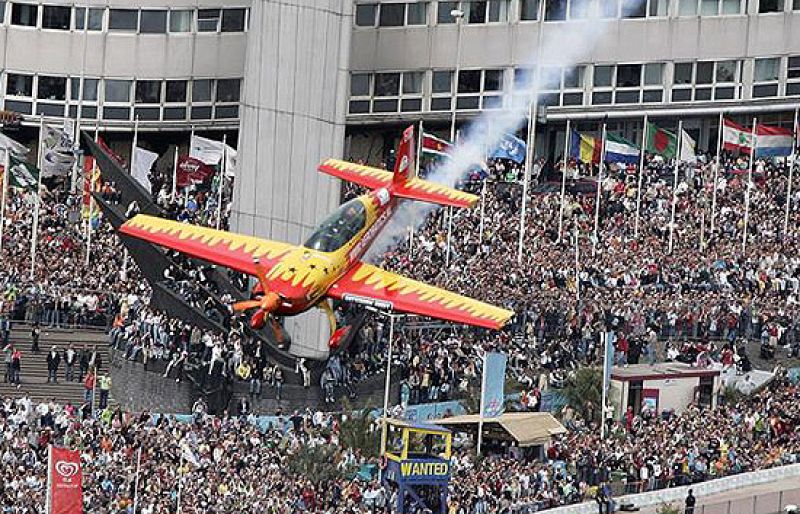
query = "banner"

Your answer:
(755, 124), (793, 157)
(0, 131), (29, 160)
(481, 352), (507, 418)
(8, 155), (40, 191)
(81, 157), (101, 219)
(96, 137), (126, 168)
(489, 134), (527, 164)
(176, 156), (216, 187)
(421, 133), (453, 157)
(48, 446), (83, 514)
(189, 135), (236, 176)
(132, 147), (158, 194)
(41, 122), (76, 178)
